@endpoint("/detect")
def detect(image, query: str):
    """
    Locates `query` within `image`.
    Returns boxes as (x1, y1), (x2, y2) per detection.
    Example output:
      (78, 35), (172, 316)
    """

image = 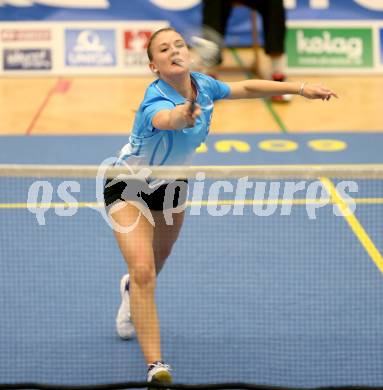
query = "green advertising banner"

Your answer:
(287, 27), (373, 68)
